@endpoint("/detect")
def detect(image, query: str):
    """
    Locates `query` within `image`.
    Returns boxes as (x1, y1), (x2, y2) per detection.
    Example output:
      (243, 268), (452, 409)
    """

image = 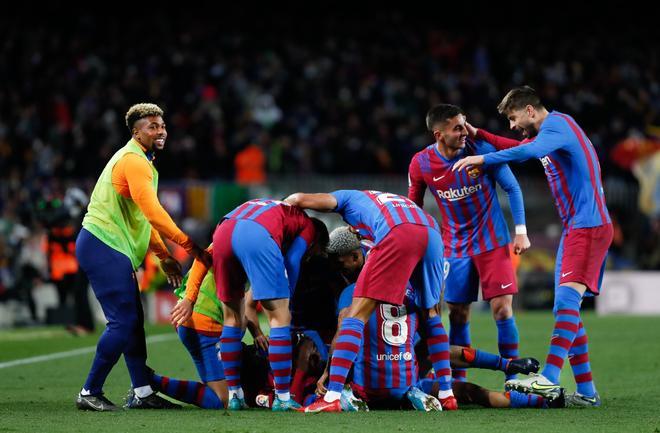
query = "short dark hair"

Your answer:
(425, 104), (465, 132)
(125, 103), (164, 133)
(497, 86), (544, 114)
(310, 217), (329, 251)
